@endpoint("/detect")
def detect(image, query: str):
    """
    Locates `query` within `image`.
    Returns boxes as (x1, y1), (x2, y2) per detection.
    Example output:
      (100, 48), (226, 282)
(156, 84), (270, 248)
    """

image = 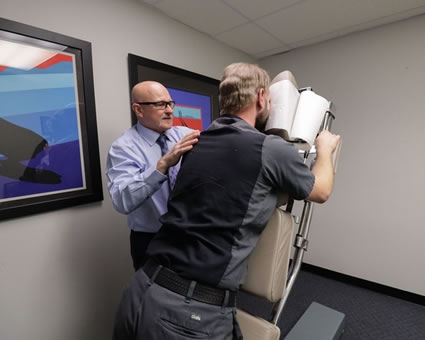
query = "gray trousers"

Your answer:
(113, 268), (243, 340)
